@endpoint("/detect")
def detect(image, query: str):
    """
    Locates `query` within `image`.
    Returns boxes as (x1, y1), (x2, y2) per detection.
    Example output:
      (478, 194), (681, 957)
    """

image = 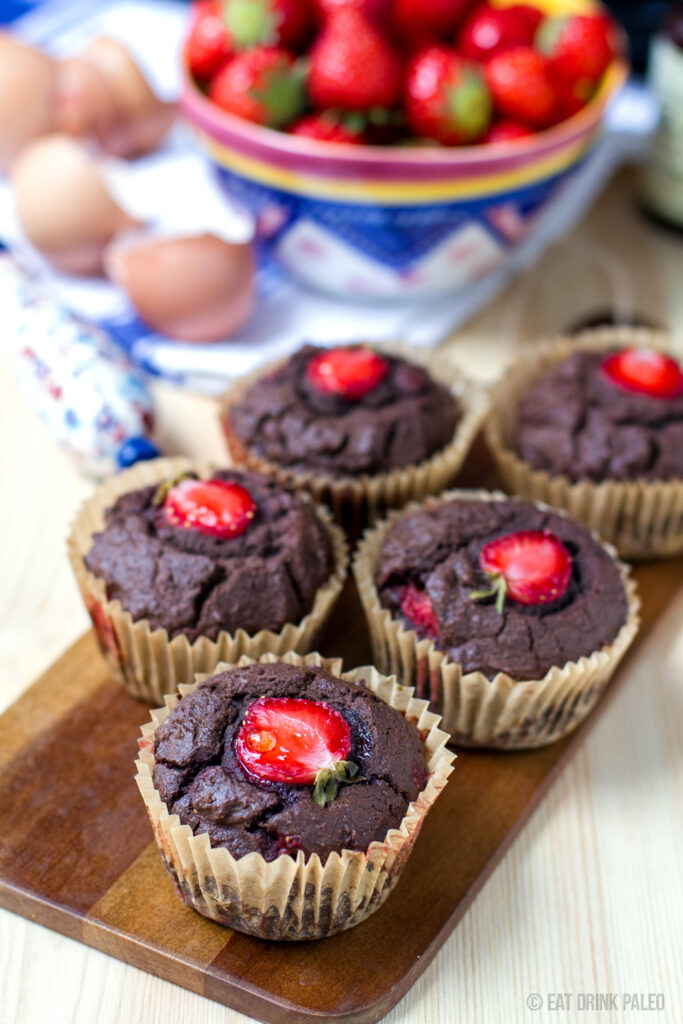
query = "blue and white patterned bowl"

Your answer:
(182, 60), (628, 301)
